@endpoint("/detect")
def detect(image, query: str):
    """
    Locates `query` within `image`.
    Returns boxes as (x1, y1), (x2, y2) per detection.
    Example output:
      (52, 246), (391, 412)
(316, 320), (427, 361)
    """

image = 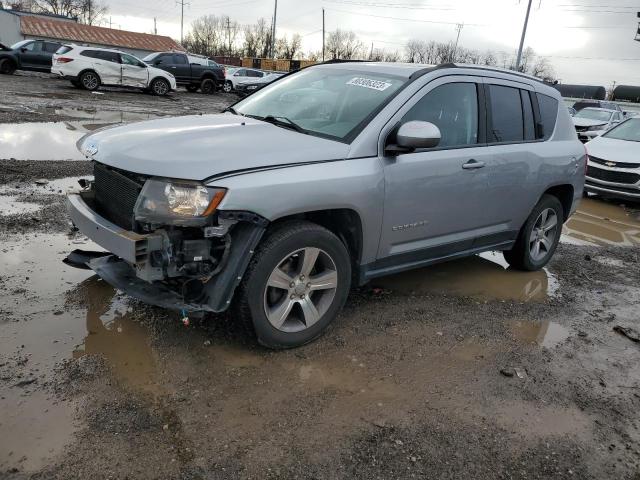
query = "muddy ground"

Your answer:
(2, 72), (640, 480)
